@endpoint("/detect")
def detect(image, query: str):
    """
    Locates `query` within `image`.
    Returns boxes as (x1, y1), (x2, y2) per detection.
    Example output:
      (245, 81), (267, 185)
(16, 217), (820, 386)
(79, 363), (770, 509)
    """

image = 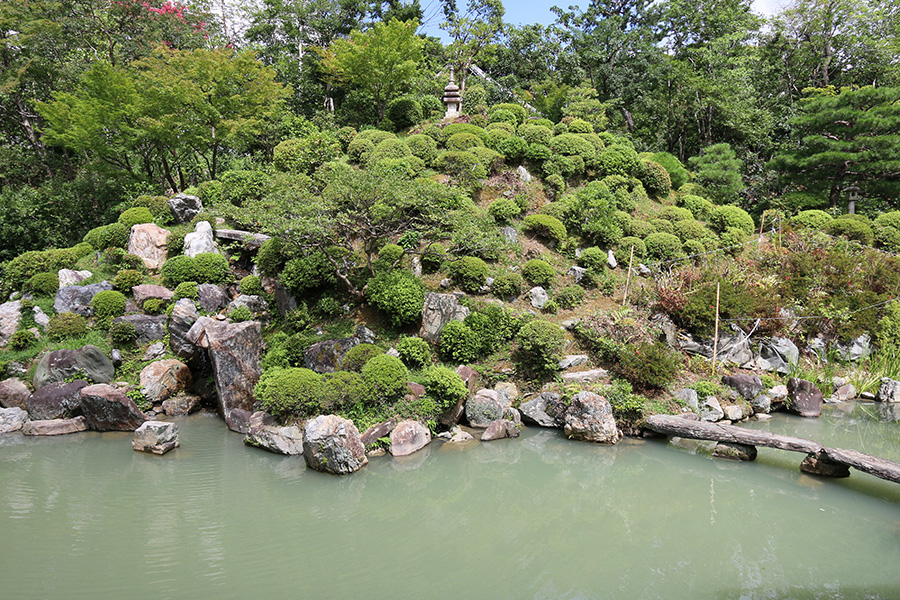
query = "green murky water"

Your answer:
(1, 404), (899, 600)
